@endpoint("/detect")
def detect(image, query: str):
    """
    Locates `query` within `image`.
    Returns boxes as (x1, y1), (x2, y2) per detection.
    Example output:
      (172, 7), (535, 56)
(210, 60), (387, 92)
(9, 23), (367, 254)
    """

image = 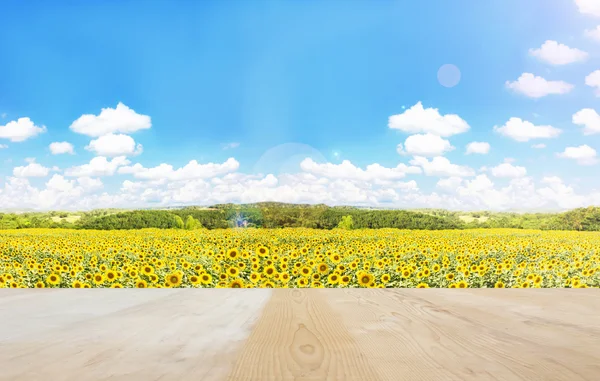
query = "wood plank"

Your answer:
(227, 289), (380, 381)
(1, 290), (599, 381)
(325, 290), (600, 381)
(0, 290), (272, 381)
